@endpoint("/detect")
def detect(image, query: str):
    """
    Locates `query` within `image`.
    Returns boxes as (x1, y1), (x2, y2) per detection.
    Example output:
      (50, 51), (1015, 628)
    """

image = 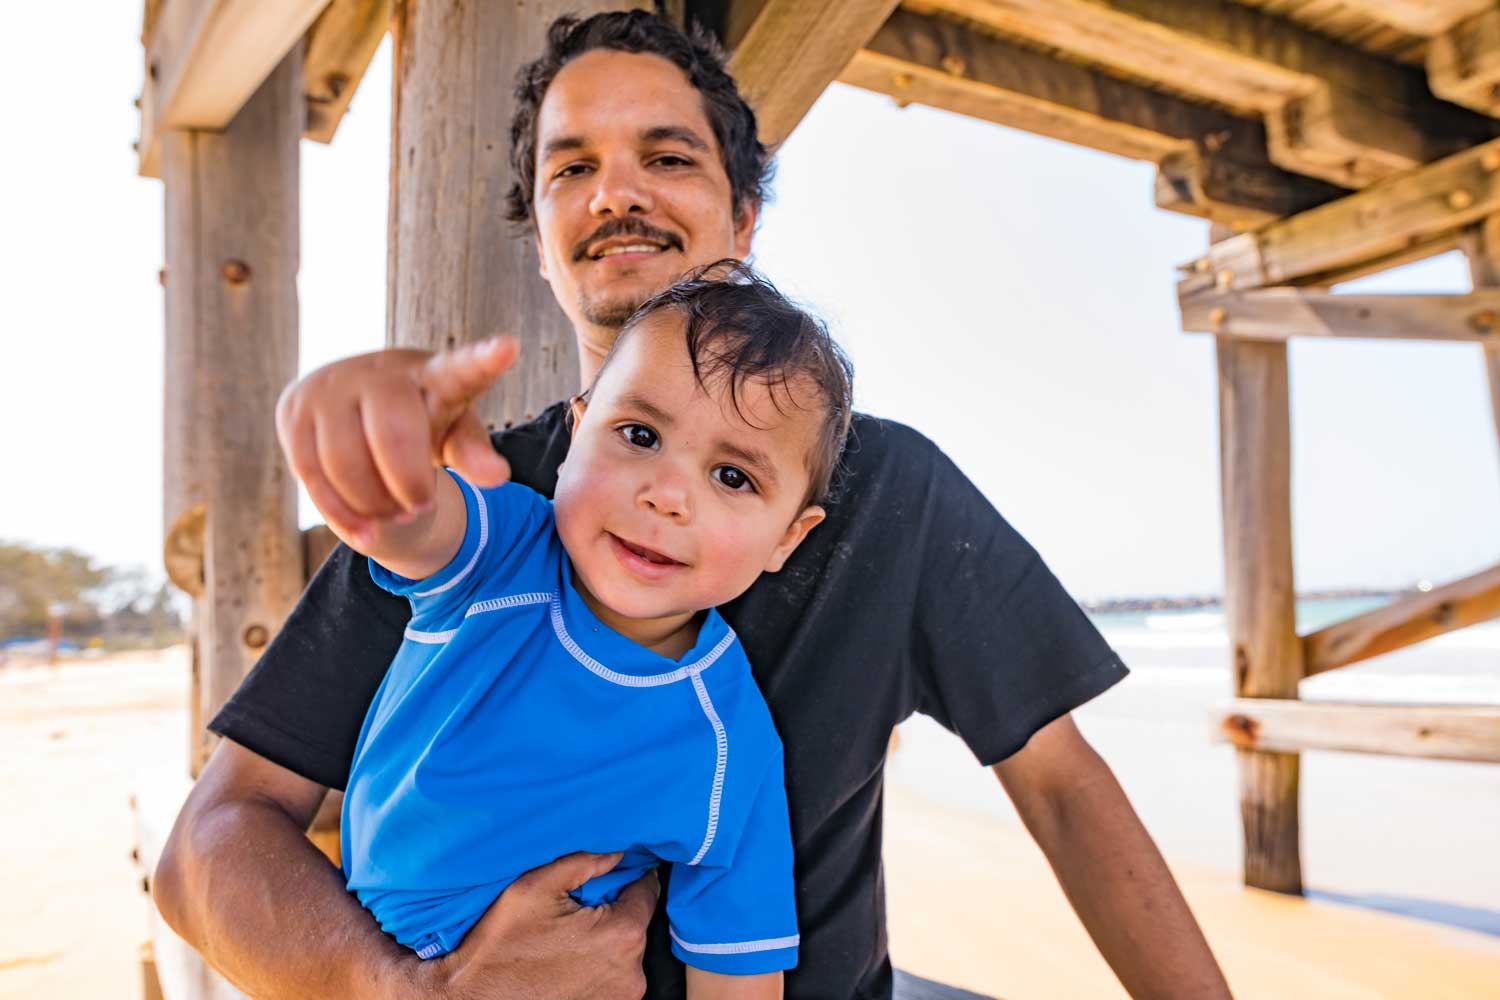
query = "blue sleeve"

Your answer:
(368, 473), (551, 628)
(666, 750), (798, 975)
